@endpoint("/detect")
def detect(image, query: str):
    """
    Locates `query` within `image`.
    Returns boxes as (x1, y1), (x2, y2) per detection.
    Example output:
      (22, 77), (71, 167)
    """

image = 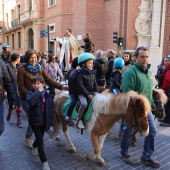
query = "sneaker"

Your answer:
(17, 121), (23, 128)
(77, 119), (85, 129)
(32, 147), (38, 156)
(6, 114), (11, 122)
(120, 154), (134, 165)
(140, 158), (160, 167)
(66, 118), (74, 127)
(23, 137), (33, 149)
(160, 122), (170, 127)
(42, 162), (50, 170)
